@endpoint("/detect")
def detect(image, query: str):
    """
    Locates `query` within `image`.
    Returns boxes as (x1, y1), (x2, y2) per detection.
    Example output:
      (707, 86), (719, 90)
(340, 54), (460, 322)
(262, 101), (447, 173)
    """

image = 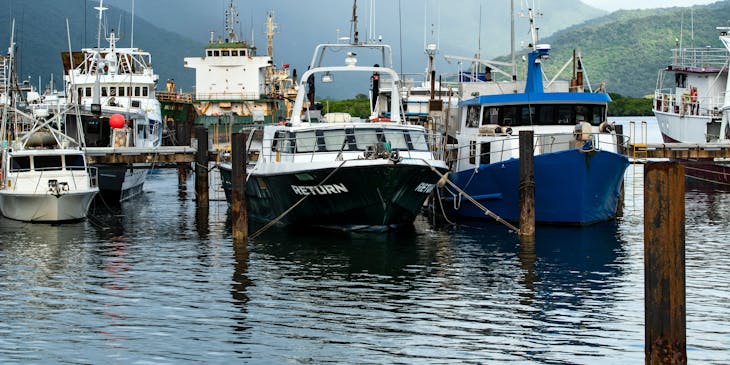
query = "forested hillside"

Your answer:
(514, 1), (730, 97)
(0, 0), (202, 91)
